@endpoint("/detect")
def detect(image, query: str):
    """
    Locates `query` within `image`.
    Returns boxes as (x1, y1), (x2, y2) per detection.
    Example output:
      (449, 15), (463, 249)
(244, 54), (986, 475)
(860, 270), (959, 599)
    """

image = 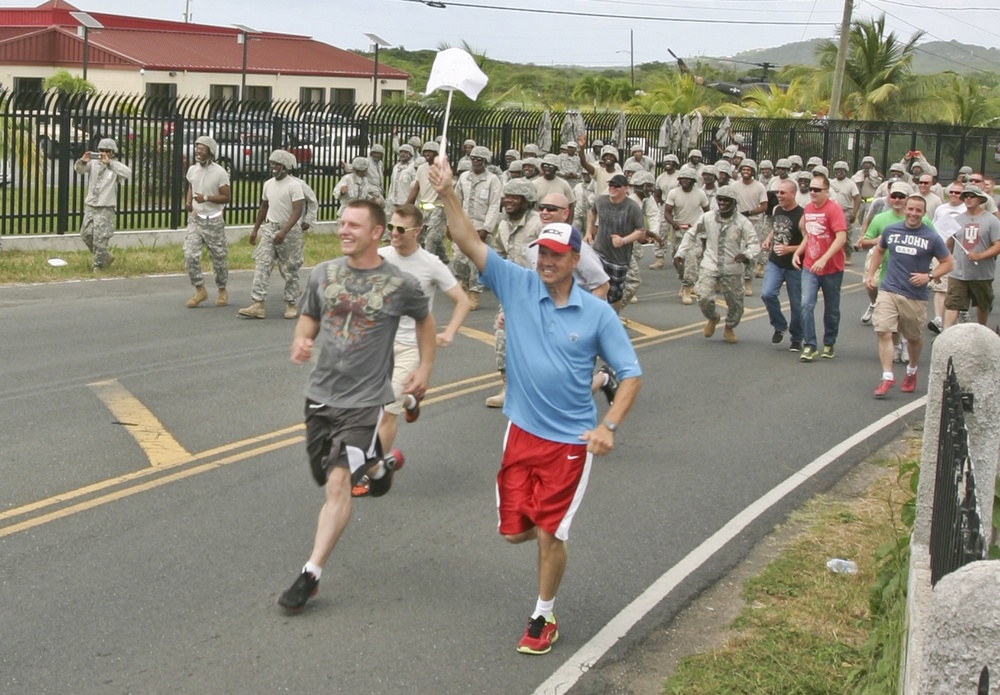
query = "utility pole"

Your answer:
(629, 29), (634, 88)
(829, 0), (853, 120)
